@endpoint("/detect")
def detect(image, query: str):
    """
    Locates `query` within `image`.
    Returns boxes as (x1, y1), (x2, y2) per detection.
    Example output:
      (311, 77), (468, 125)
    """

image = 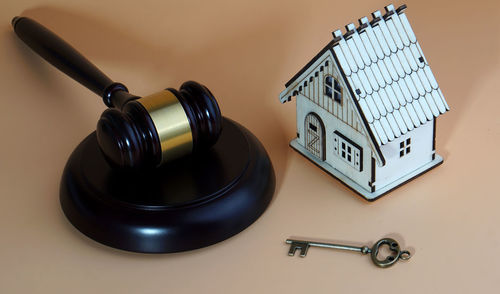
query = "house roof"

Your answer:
(333, 3), (449, 146)
(282, 4), (449, 148)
